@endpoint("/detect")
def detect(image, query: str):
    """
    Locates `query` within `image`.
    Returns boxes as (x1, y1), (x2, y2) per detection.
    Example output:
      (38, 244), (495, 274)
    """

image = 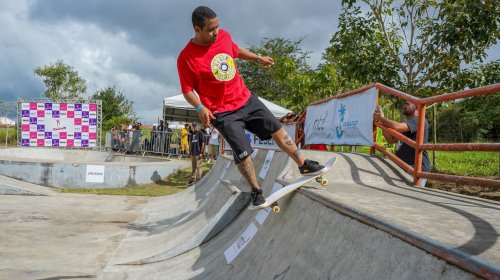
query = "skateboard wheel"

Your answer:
(321, 179), (328, 186)
(272, 206), (280, 213)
